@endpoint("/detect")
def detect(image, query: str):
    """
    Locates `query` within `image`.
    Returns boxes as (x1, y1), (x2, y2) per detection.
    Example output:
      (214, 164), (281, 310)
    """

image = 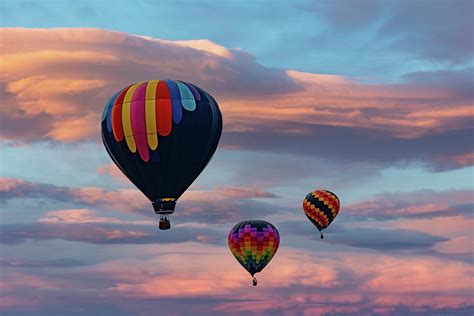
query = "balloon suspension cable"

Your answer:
(252, 277), (258, 287)
(320, 232), (324, 239)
